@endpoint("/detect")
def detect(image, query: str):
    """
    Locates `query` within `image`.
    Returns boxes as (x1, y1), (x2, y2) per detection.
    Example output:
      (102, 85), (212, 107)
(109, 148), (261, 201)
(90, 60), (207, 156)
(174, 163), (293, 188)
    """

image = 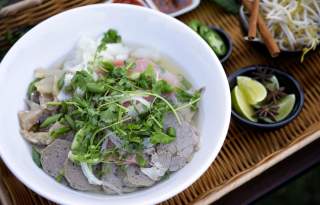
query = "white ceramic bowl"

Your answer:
(0, 4), (230, 205)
